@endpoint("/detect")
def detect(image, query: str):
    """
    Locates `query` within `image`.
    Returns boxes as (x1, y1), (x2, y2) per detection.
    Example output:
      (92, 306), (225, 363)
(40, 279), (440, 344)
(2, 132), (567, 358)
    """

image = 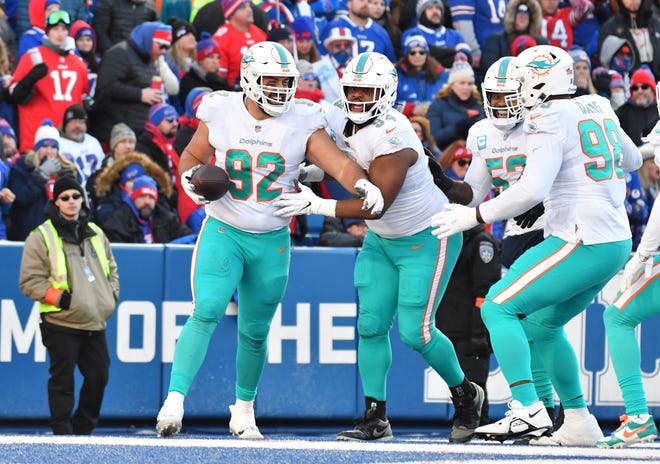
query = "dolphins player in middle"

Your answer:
(274, 51), (485, 443)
